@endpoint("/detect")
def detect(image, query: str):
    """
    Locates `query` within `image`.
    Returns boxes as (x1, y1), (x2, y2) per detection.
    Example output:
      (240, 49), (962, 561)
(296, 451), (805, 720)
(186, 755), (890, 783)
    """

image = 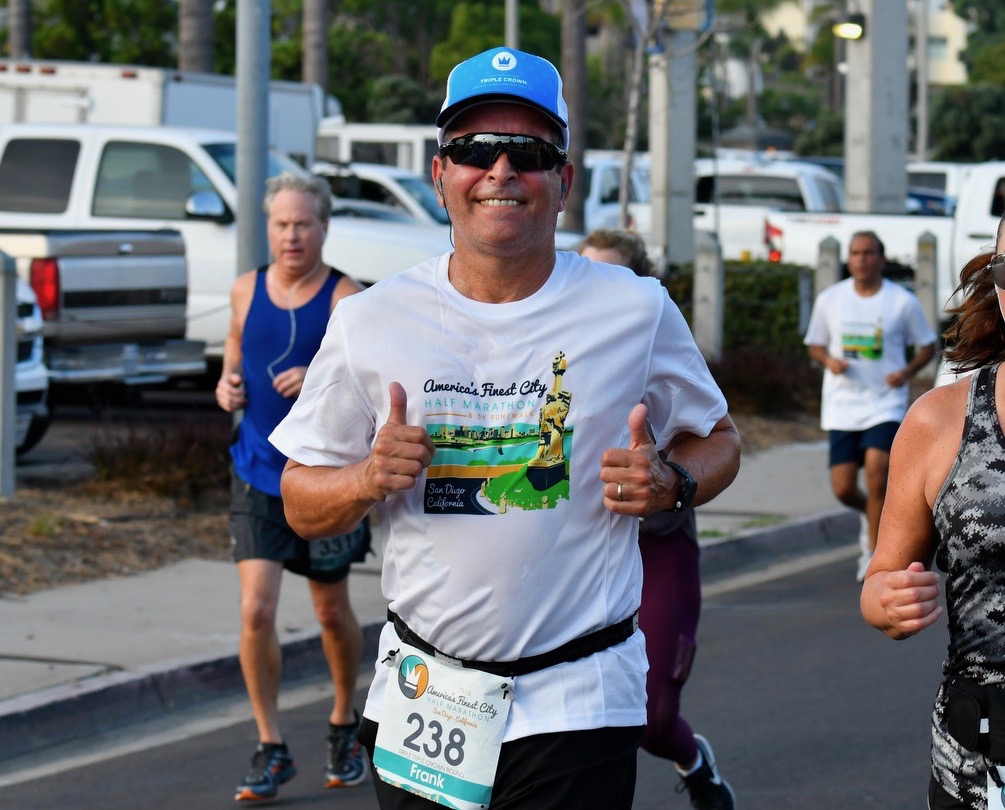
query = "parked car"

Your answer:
(13, 277), (49, 455)
(797, 156), (957, 216)
(764, 160), (1005, 329)
(558, 151), (652, 236)
(313, 160), (449, 227)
